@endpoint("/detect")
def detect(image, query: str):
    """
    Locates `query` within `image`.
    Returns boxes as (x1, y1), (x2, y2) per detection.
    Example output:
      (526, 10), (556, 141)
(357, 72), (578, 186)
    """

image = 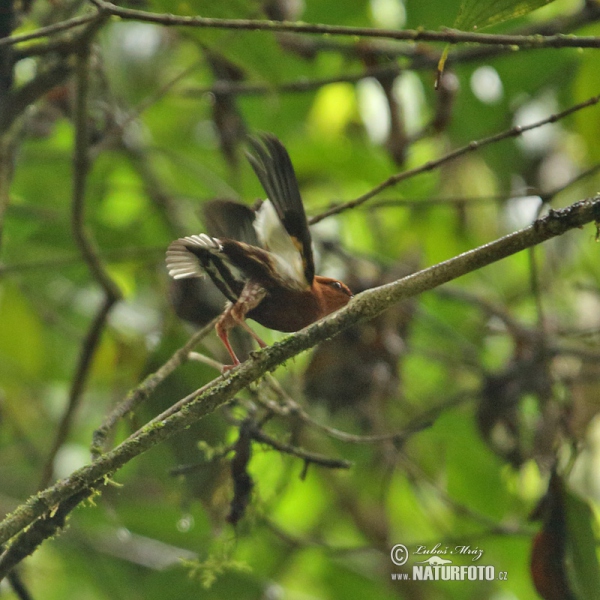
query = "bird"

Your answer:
(165, 133), (353, 370)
